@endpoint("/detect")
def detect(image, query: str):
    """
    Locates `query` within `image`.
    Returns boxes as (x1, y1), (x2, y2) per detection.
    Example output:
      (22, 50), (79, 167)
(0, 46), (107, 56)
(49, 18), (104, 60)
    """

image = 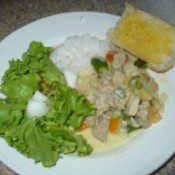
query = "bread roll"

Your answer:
(107, 3), (175, 72)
